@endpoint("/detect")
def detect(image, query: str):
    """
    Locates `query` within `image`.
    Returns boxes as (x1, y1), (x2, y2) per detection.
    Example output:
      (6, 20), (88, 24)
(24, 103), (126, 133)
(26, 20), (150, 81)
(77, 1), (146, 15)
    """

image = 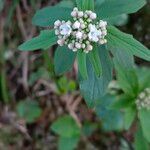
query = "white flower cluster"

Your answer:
(136, 88), (150, 110)
(54, 7), (107, 53)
